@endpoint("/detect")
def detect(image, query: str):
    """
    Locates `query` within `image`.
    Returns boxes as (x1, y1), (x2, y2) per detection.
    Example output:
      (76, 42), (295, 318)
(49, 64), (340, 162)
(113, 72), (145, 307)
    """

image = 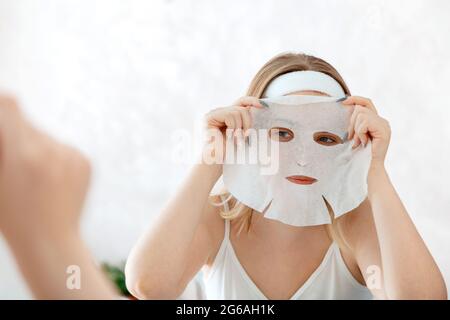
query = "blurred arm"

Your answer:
(0, 95), (118, 299)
